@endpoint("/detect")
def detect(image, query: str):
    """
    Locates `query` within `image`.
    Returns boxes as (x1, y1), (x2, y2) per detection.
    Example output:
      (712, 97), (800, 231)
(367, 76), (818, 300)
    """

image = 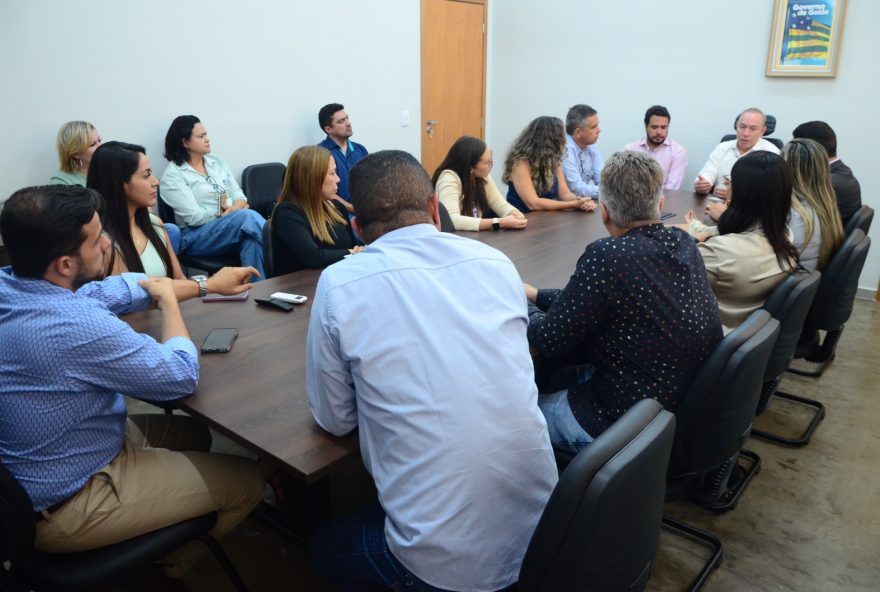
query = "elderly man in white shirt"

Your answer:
(695, 108), (780, 209)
